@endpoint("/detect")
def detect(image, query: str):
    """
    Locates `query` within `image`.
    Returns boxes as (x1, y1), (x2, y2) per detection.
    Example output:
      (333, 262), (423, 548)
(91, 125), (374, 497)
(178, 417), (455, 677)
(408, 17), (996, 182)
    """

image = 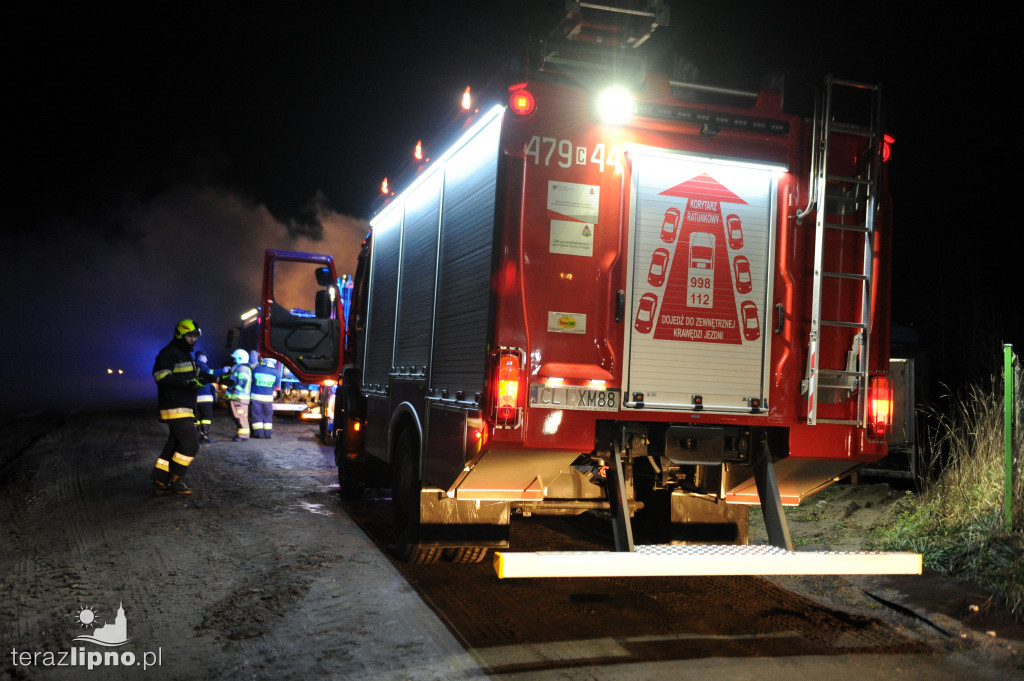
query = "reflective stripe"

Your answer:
(160, 407), (195, 420)
(251, 393), (275, 403)
(153, 369), (171, 382)
(196, 395), (215, 403)
(173, 361), (195, 374)
(172, 452), (194, 467)
(155, 458), (170, 472)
